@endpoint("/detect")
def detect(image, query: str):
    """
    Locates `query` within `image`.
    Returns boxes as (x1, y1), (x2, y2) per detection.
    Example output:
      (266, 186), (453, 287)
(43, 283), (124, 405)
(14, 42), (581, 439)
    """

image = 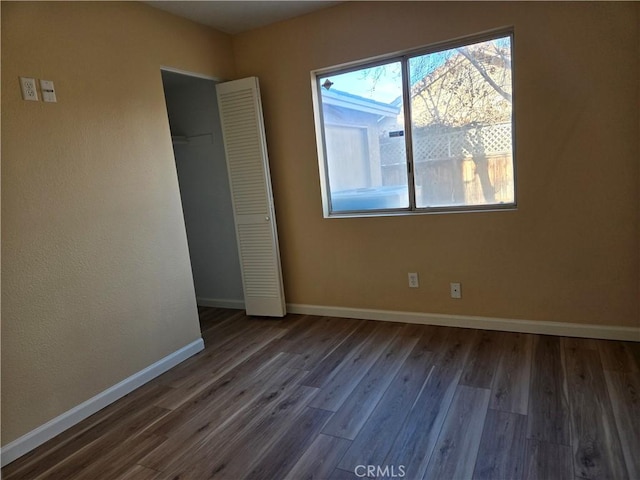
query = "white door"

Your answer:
(216, 77), (286, 317)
